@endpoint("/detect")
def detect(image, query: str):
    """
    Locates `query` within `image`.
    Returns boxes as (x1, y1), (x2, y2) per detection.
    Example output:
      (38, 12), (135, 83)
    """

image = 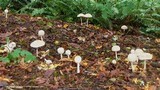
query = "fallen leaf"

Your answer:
(0, 77), (13, 82)
(44, 69), (54, 78)
(63, 24), (69, 28)
(35, 77), (47, 84)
